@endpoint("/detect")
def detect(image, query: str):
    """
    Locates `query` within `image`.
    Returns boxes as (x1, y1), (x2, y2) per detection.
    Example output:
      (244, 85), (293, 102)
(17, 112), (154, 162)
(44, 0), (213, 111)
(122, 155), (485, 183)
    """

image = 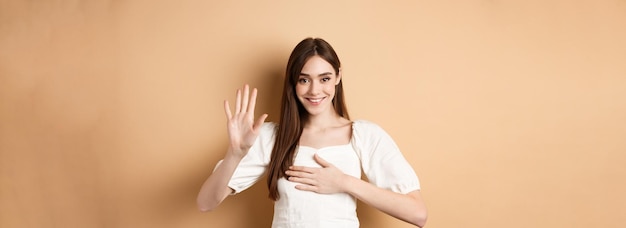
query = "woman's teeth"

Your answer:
(308, 98), (323, 103)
